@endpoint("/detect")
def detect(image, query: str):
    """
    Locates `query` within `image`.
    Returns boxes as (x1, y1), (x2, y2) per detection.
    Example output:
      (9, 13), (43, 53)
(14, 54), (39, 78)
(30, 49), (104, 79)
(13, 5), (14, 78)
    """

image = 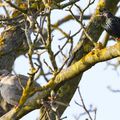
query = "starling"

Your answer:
(100, 8), (120, 39)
